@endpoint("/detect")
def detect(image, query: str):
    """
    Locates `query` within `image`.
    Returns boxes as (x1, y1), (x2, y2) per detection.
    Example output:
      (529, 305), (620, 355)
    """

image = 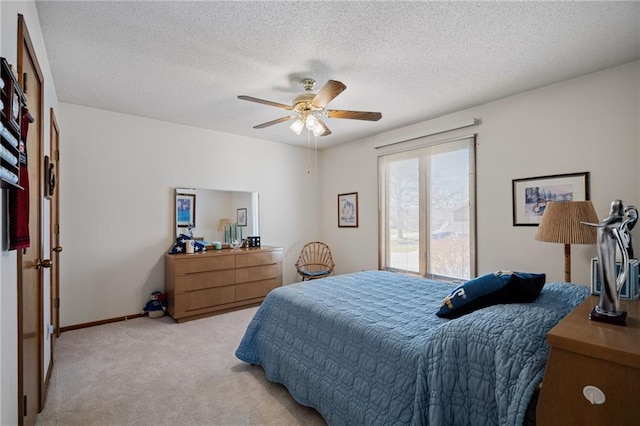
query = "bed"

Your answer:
(235, 270), (589, 425)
